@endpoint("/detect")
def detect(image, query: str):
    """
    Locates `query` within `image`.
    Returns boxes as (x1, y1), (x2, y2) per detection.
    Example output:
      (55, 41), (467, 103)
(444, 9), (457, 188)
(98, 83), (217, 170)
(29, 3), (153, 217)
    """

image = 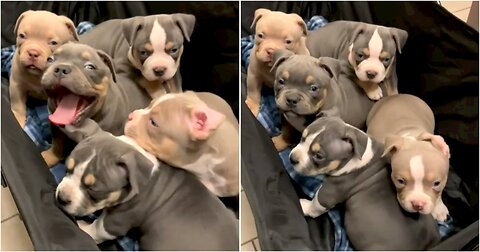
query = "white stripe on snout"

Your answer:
(291, 126), (325, 171)
(369, 29), (383, 58)
(410, 155), (425, 193)
(151, 20), (167, 52)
